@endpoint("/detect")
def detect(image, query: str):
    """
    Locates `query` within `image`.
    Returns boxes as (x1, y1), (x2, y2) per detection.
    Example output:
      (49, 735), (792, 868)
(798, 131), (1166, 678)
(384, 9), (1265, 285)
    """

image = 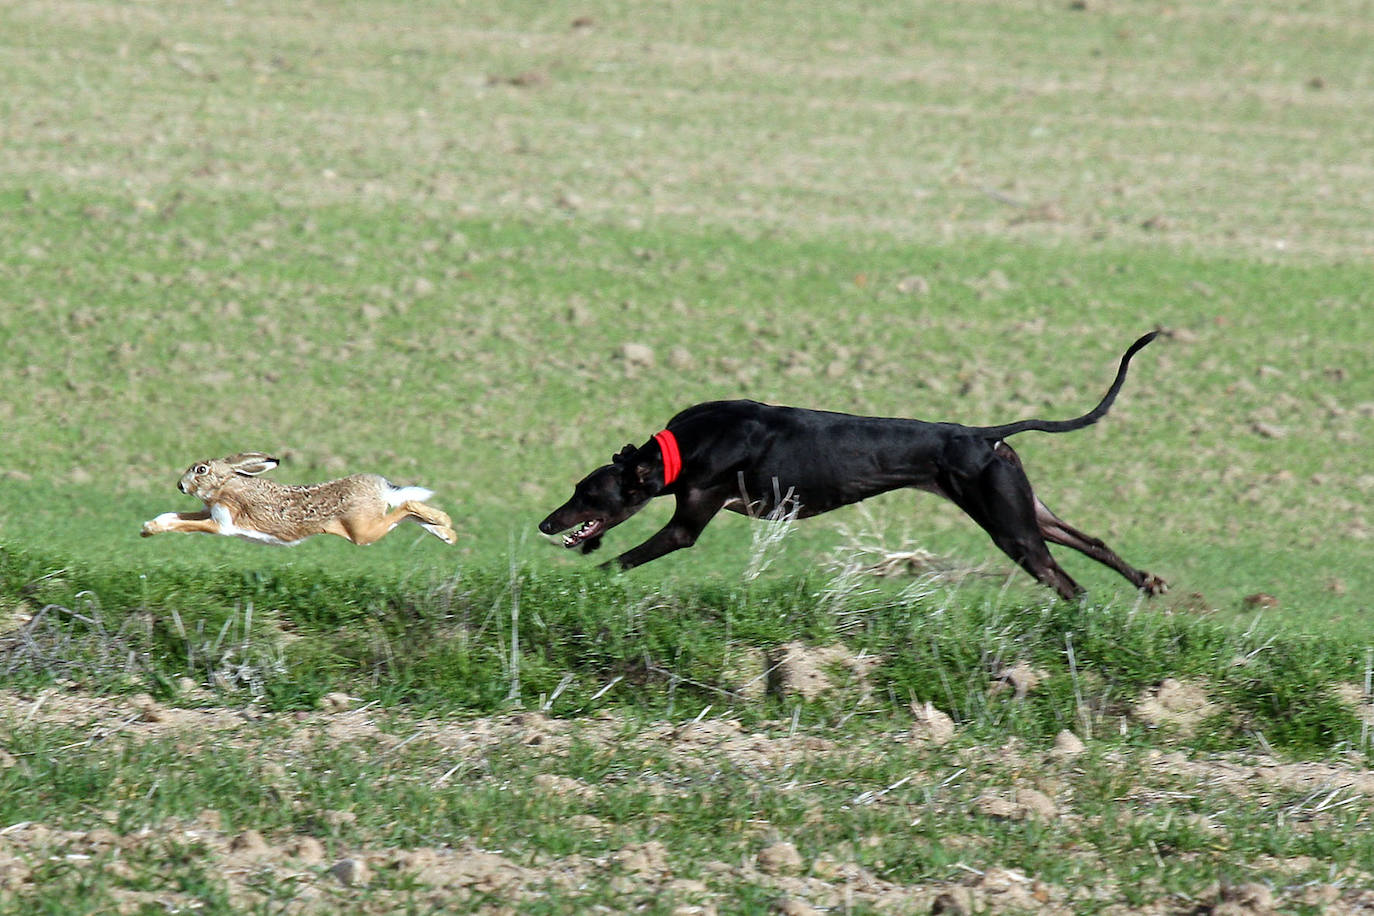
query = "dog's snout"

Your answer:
(538, 519), (555, 535)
